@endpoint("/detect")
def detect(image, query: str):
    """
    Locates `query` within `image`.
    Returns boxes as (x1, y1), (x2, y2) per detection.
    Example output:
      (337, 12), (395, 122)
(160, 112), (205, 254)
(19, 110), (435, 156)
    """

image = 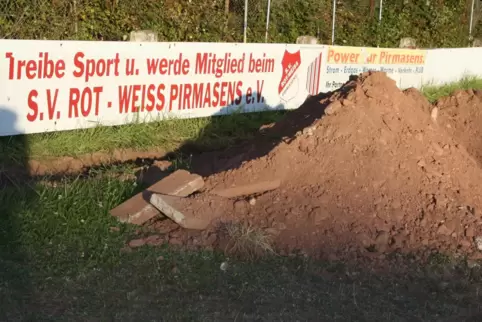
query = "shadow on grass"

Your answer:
(0, 107), (36, 320)
(2, 243), (482, 321)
